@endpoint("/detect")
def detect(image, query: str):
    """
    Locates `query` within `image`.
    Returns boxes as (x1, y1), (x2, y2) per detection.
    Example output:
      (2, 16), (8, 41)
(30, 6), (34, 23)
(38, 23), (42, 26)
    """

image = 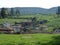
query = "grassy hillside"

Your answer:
(0, 14), (58, 23)
(0, 14), (60, 32)
(0, 34), (60, 45)
(0, 14), (60, 27)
